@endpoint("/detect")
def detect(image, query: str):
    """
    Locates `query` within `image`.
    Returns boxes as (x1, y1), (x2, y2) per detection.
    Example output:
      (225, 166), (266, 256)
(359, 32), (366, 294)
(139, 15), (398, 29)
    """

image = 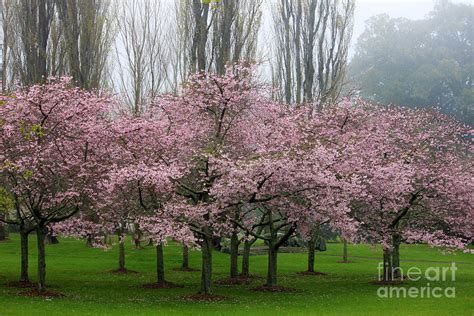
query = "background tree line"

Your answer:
(348, 0), (473, 125)
(1, 0), (471, 126)
(0, 0), (355, 107)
